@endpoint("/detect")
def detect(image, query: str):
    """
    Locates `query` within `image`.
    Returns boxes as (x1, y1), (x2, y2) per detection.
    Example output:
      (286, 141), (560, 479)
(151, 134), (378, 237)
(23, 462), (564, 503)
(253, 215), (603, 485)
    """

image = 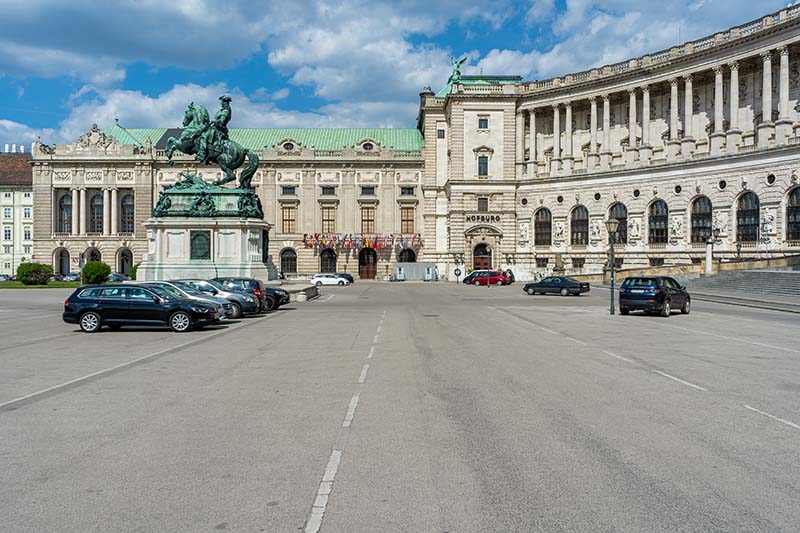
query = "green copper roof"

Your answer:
(435, 75), (523, 97)
(104, 125), (423, 151)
